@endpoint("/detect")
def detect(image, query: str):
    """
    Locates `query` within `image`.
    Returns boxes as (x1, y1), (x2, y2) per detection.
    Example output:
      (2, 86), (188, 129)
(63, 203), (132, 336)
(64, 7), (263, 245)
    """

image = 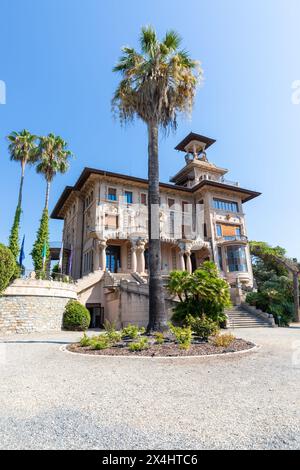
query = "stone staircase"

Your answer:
(226, 306), (273, 328)
(76, 270), (104, 294)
